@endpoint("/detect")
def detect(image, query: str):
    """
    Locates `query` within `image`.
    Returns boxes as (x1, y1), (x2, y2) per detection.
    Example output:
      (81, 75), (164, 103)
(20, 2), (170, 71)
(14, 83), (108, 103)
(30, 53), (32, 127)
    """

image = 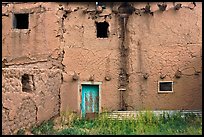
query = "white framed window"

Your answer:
(158, 81), (173, 93)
